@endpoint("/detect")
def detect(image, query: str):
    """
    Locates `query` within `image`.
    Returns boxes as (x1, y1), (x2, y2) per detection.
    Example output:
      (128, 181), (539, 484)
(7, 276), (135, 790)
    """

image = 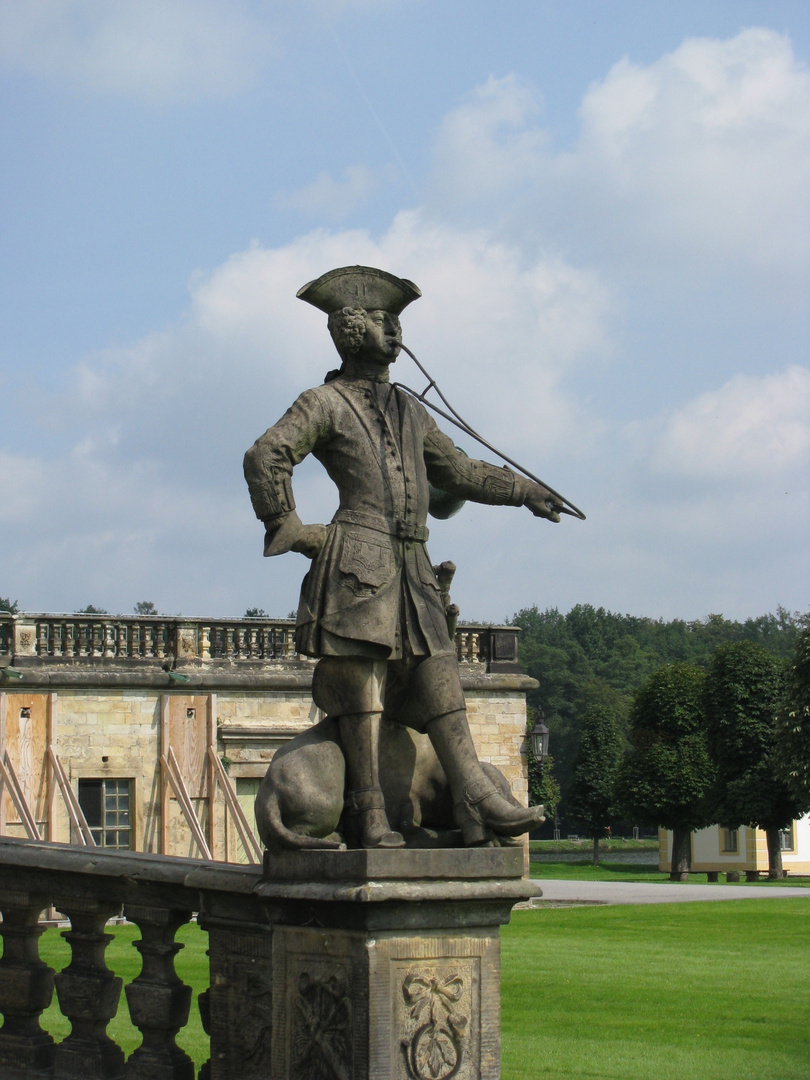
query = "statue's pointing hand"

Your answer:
(521, 481), (563, 523)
